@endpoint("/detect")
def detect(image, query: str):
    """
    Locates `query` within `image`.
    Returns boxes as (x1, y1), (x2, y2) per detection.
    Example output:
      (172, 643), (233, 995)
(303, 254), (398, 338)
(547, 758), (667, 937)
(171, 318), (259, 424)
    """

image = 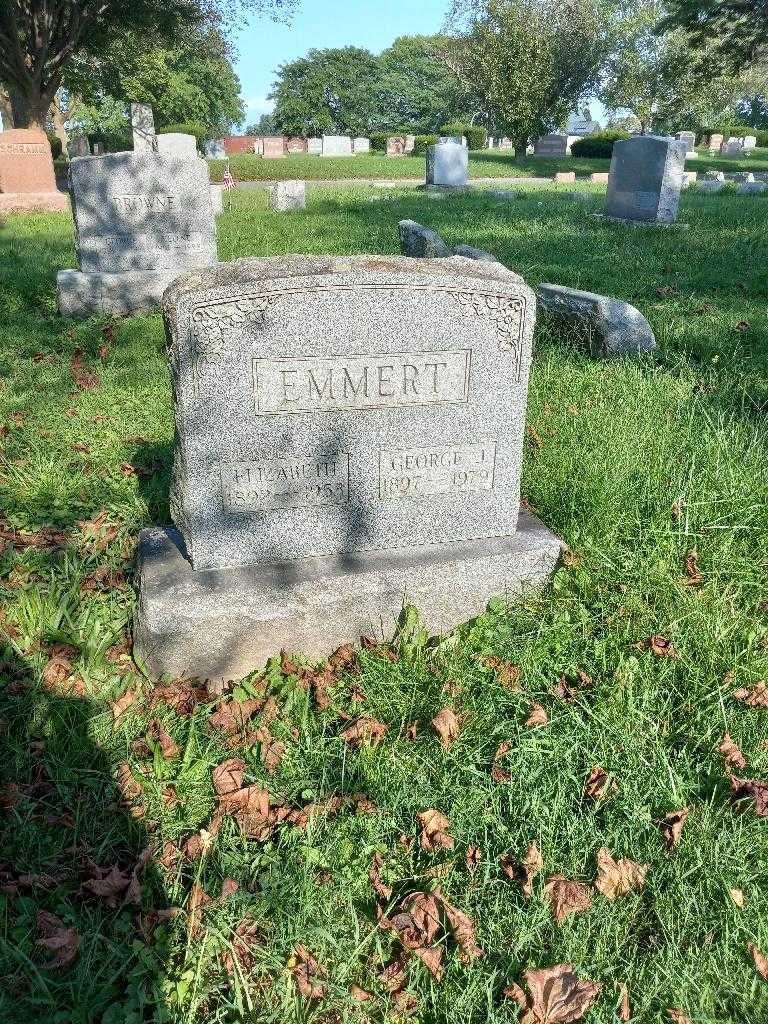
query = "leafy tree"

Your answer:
(658, 0), (768, 68)
(376, 35), (469, 133)
(270, 47), (381, 135)
(599, 0), (745, 134)
(245, 113), (278, 135)
(0, 0), (294, 130)
(441, 0), (608, 157)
